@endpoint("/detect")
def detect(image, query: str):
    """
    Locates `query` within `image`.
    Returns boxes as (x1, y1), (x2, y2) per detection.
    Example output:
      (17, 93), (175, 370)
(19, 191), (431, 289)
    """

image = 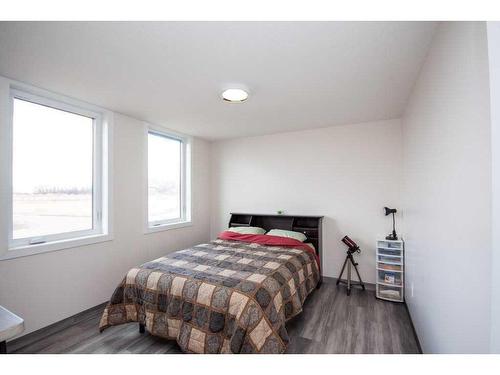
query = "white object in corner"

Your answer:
(376, 239), (404, 302)
(0, 305), (24, 352)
